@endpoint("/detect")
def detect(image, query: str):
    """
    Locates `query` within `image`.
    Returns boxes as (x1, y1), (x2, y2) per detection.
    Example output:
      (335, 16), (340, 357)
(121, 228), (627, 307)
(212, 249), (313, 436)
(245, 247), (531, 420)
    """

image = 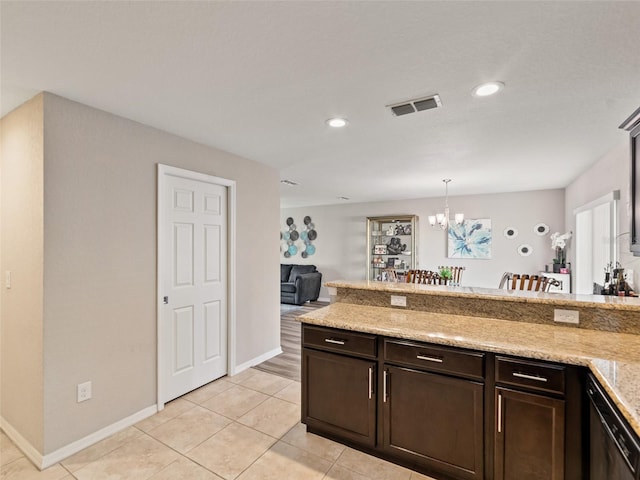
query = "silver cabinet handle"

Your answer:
(497, 392), (503, 433)
(368, 367), (373, 400)
(383, 370), (388, 403)
(513, 372), (548, 382)
(416, 355), (443, 363)
(324, 338), (345, 345)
